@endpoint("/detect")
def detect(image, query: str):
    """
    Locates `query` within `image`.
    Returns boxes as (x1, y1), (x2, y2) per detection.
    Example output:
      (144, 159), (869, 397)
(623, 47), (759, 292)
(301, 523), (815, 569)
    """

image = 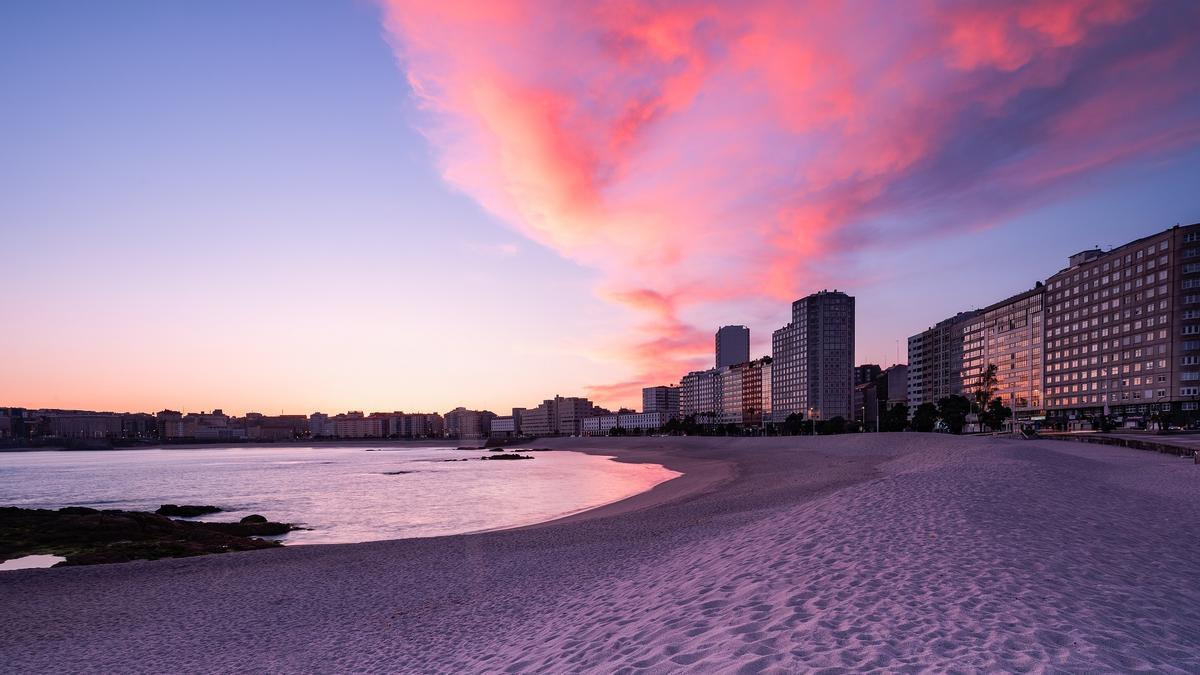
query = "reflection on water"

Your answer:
(0, 554), (66, 571)
(0, 446), (679, 544)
